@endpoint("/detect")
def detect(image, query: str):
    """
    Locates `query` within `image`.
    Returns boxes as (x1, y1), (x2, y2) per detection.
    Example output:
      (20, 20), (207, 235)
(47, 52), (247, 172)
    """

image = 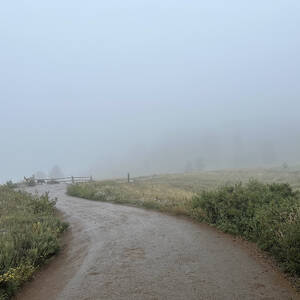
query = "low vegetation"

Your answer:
(4, 181), (17, 189)
(192, 180), (300, 275)
(0, 186), (68, 300)
(67, 179), (194, 215)
(23, 176), (36, 187)
(67, 168), (300, 277)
